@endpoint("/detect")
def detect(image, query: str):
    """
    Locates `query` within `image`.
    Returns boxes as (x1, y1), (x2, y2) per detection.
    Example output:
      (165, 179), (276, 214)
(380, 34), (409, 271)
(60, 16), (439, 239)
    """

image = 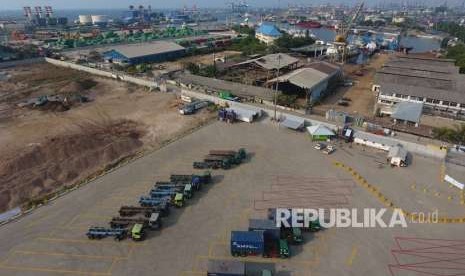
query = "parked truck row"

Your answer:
(194, 148), (248, 170)
(207, 259), (272, 276)
(230, 209), (322, 259)
(86, 171), (212, 241)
